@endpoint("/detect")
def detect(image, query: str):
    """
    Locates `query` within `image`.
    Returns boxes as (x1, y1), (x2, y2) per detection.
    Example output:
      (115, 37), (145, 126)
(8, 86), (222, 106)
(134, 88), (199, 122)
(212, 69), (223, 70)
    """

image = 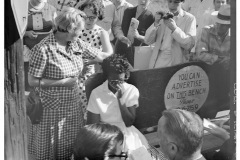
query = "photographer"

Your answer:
(144, 0), (196, 69)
